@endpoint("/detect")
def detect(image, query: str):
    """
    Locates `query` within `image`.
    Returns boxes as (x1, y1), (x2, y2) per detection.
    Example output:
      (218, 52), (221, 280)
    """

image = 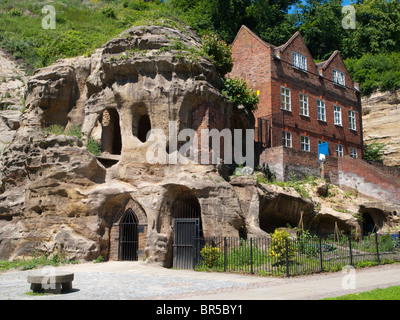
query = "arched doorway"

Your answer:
(101, 108), (122, 155)
(171, 191), (202, 269)
(362, 212), (376, 236)
(138, 114), (151, 143)
(119, 209), (139, 261)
